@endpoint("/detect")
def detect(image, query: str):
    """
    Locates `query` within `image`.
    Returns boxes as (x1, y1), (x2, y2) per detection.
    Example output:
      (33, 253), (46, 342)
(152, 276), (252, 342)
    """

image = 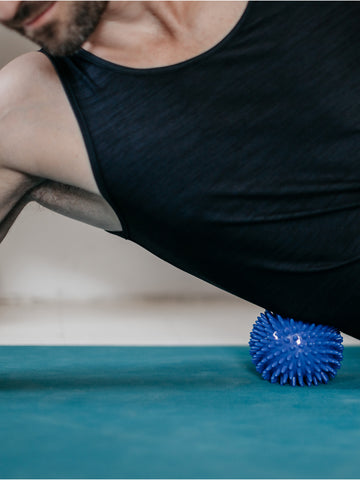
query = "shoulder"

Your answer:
(0, 51), (61, 169)
(0, 51), (102, 194)
(0, 51), (62, 169)
(0, 51), (57, 113)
